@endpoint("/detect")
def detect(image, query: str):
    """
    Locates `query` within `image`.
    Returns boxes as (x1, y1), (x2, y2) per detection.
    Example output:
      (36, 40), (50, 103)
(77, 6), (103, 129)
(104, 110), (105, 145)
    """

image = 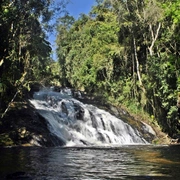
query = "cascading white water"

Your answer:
(30, 88), (148, 146)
